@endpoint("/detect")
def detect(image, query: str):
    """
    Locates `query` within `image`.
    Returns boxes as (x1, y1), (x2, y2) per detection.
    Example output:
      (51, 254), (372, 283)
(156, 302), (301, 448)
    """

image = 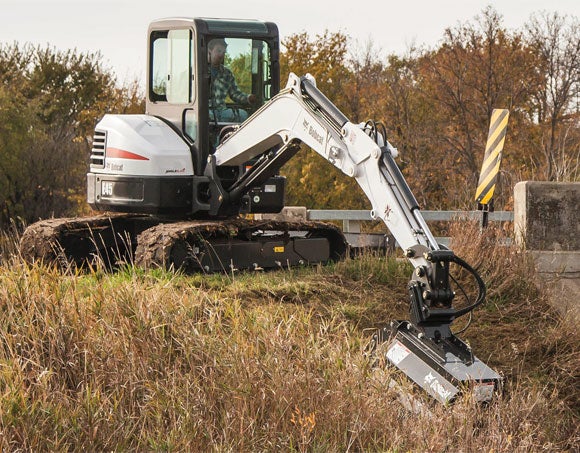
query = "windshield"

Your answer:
(208, 37), (272, 124)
